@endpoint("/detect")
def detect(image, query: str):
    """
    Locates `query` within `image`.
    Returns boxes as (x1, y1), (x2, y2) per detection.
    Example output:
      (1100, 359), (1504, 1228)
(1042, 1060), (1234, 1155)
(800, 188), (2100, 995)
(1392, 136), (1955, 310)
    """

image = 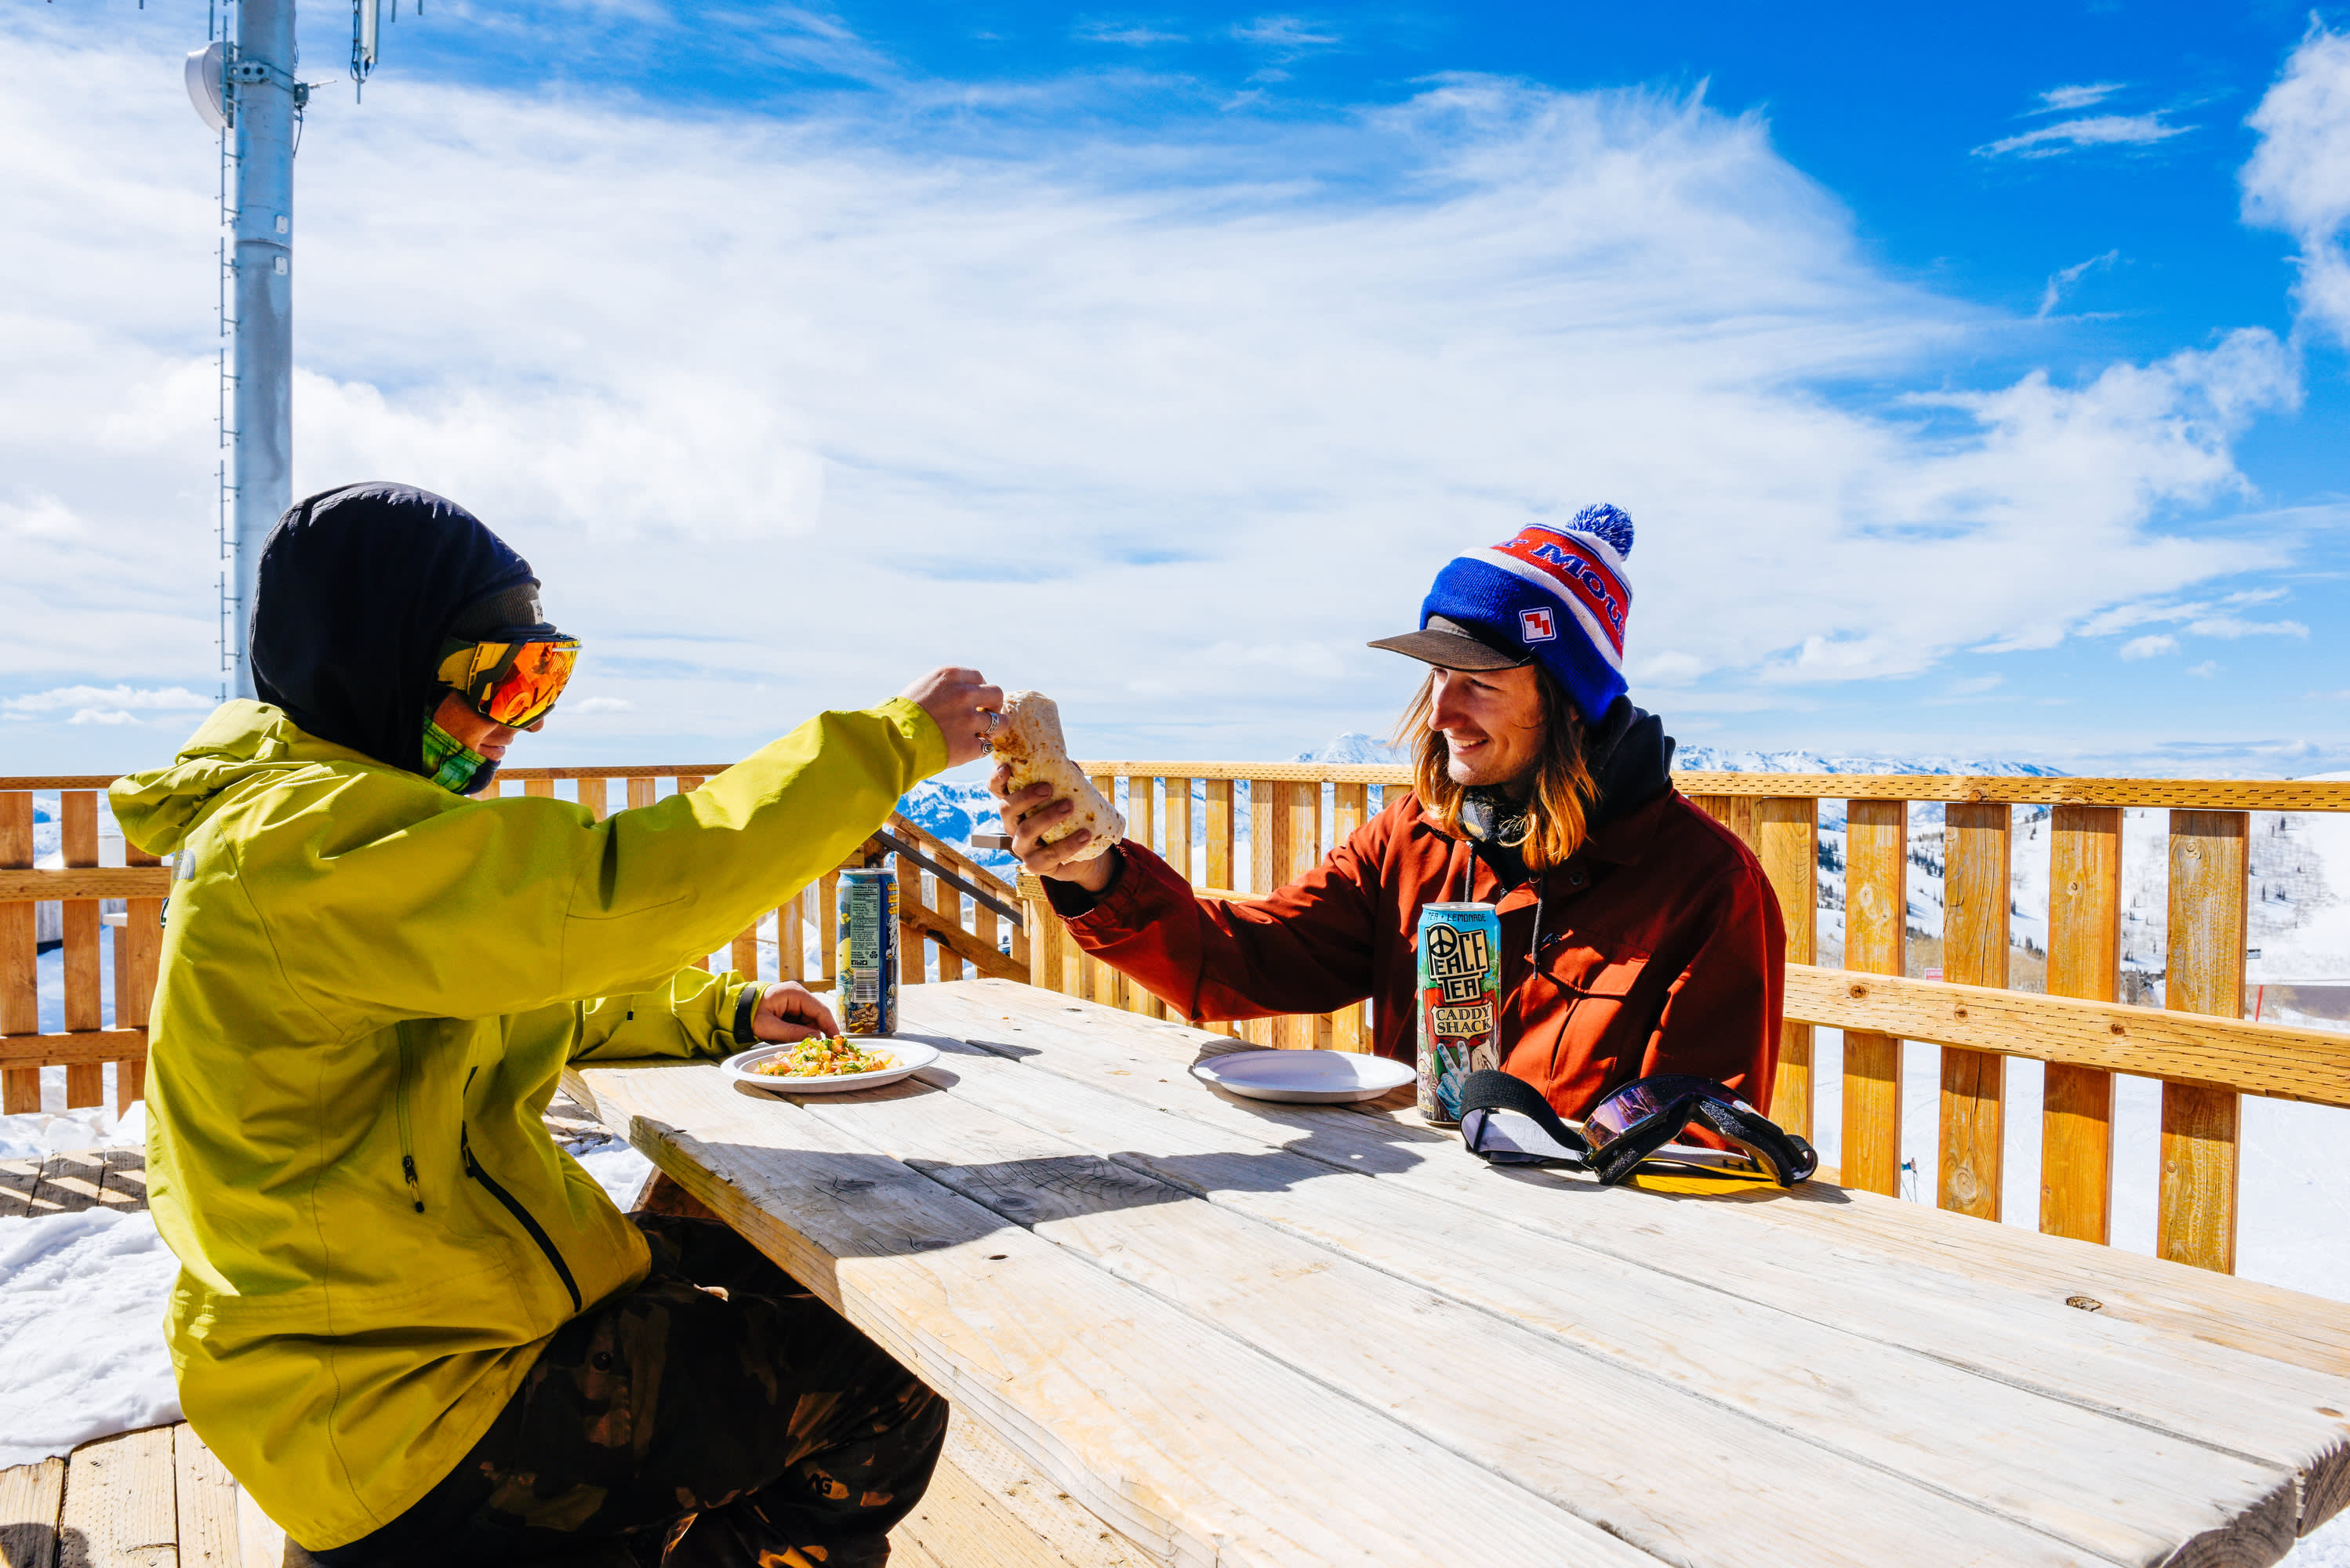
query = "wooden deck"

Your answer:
(0, 1117), (1139, 1566)
(0, 1414), (1139, 1568)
